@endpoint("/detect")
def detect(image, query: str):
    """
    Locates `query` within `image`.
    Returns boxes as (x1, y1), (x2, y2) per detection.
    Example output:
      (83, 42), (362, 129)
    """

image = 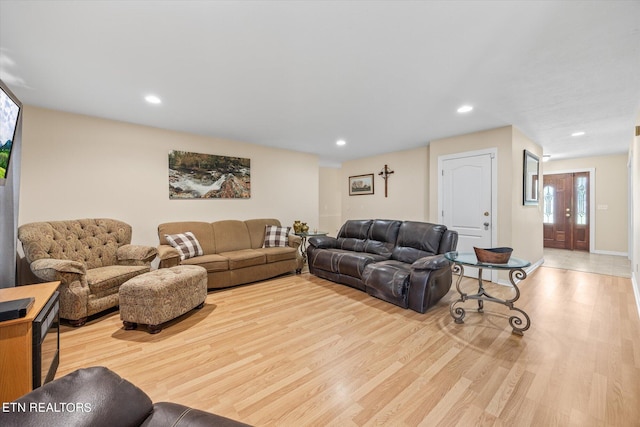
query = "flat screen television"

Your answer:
(0, 78), (22, 186)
